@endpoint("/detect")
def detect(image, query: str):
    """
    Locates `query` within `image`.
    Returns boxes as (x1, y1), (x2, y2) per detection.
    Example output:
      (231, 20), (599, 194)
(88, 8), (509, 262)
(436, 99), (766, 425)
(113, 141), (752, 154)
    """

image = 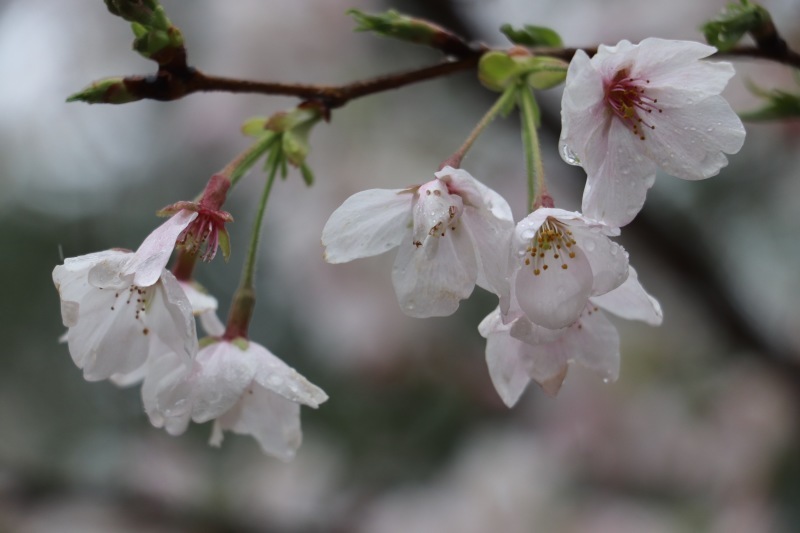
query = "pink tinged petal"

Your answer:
(513, 339), (571, 397)
(124, 210), (198, 287)
(581, 118), (658, 226)
(646, 61), (735, 108)
(570, 226), (629, 296)
(214, 386), (302, 461)
(436, 166), (514, 221)
(591, 266), (663, 325)
(191, 341), (257, 422)
(391, 219), (478, 318)
(645, 97), (745, 180)
(322, 188), (412, 263)
(249, 342), (328, 408)
(199, 311), (225, 337)
(514, 241), (593, 330)
(460, 207), (513, 299)
(563, 308), (620, 383)
(631, 38), (717, 81)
